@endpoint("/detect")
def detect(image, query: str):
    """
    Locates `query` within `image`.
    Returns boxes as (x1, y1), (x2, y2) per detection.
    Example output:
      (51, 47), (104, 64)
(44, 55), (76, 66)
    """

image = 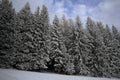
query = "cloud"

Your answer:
(11, 0), (120, 29)
(12, 0), (45, 12)
(46, 0), (89, 24)
(88, 0), (120, 29)
(69, 4), (88, 23)
(64, 0), (120, 29)
(62, 0), (120, 29)
(45, 0), (69, 22)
